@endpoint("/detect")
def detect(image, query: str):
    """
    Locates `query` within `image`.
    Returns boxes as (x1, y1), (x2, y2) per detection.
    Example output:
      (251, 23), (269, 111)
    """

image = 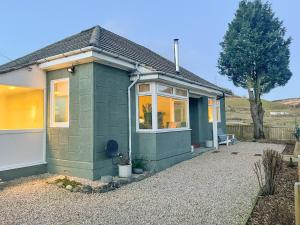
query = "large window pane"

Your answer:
(138, 95), (152, 129)
(157, 96), (187, 129)
(208, 98), (221, 122)
(51, 79), (69, 127)
(0, 84), (44, 130)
